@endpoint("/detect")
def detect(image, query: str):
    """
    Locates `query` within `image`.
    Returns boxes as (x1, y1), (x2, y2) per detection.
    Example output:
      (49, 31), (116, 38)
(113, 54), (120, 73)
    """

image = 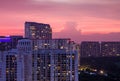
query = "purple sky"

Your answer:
(0, 0), (120, 42)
